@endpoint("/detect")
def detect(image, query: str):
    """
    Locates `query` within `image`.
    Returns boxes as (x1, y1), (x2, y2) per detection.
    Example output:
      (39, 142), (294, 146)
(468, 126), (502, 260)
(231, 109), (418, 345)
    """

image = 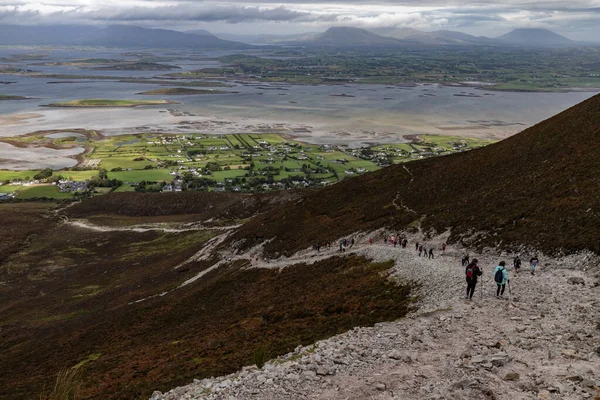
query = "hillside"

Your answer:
(497, 28), (576, 47)
(0, 24), (252, 49)
(226, 93), (600, 257)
